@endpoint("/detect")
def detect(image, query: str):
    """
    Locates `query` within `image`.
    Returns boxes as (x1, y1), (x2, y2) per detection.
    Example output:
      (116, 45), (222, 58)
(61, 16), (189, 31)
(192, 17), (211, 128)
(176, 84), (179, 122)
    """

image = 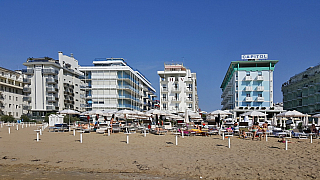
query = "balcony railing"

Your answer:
(245, 97), (253, 102)
(22, 69), (34, 74)
(171, 87), (181, 92)
(46, 78), (58, 84)
(245, 86), (252, 91)
(256, 86), (264, 91)
(161, 88), (168, 92)
(256, 76), (263, 81)
(46, 105), (56, 110)
(185, 98), (193, 102)
(185, 88), (192, 92)
(23, 78), (31, 84)
(256, 97), (264, 102)
(23, 87), (31, 92)
(171, 97), (181, 102)
(161, 98), (168, 102)
(42, 69), (59, 74)
(47, 87), (57, 92)
(23, 105), (32, 110)
(23, 96), (31, 101)
(245, 76), (253, 81)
